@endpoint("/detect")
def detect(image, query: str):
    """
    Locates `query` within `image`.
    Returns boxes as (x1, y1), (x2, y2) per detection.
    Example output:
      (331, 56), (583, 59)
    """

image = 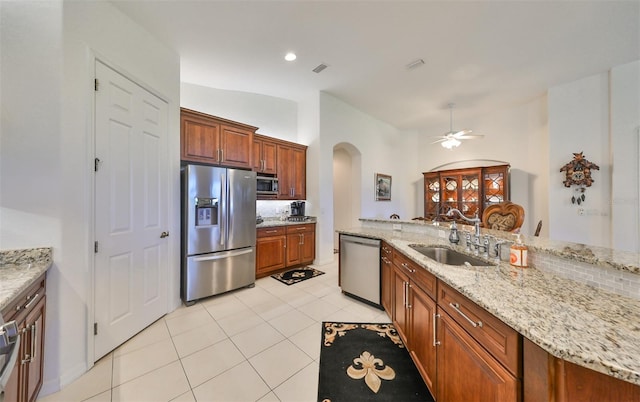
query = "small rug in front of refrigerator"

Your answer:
(271, 267), (325, 285)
